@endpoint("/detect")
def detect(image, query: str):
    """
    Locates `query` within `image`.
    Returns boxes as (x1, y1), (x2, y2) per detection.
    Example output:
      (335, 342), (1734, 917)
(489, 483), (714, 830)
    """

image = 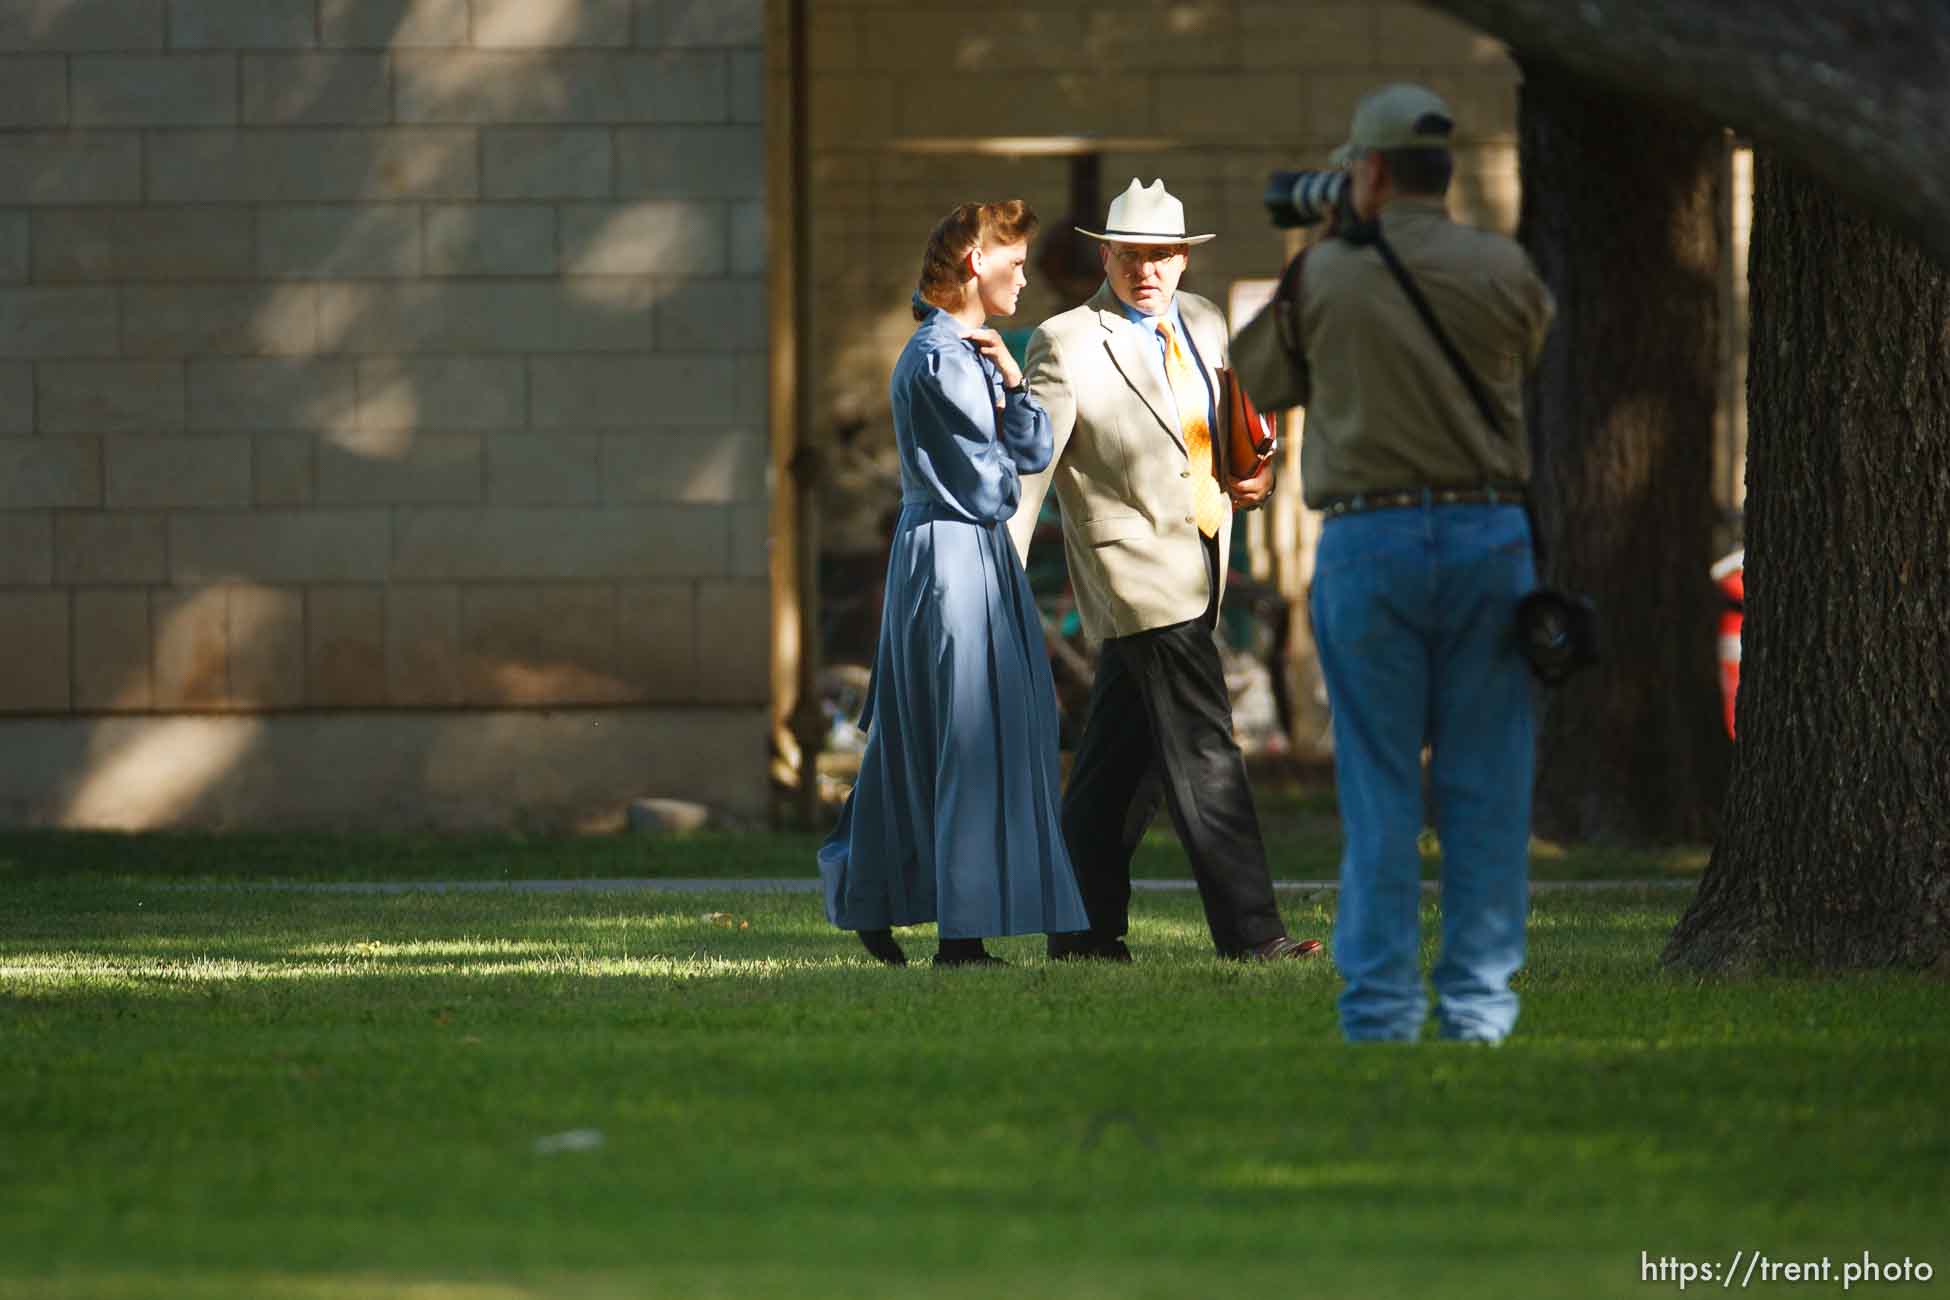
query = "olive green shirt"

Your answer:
(1294, 198), (1554, 508)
